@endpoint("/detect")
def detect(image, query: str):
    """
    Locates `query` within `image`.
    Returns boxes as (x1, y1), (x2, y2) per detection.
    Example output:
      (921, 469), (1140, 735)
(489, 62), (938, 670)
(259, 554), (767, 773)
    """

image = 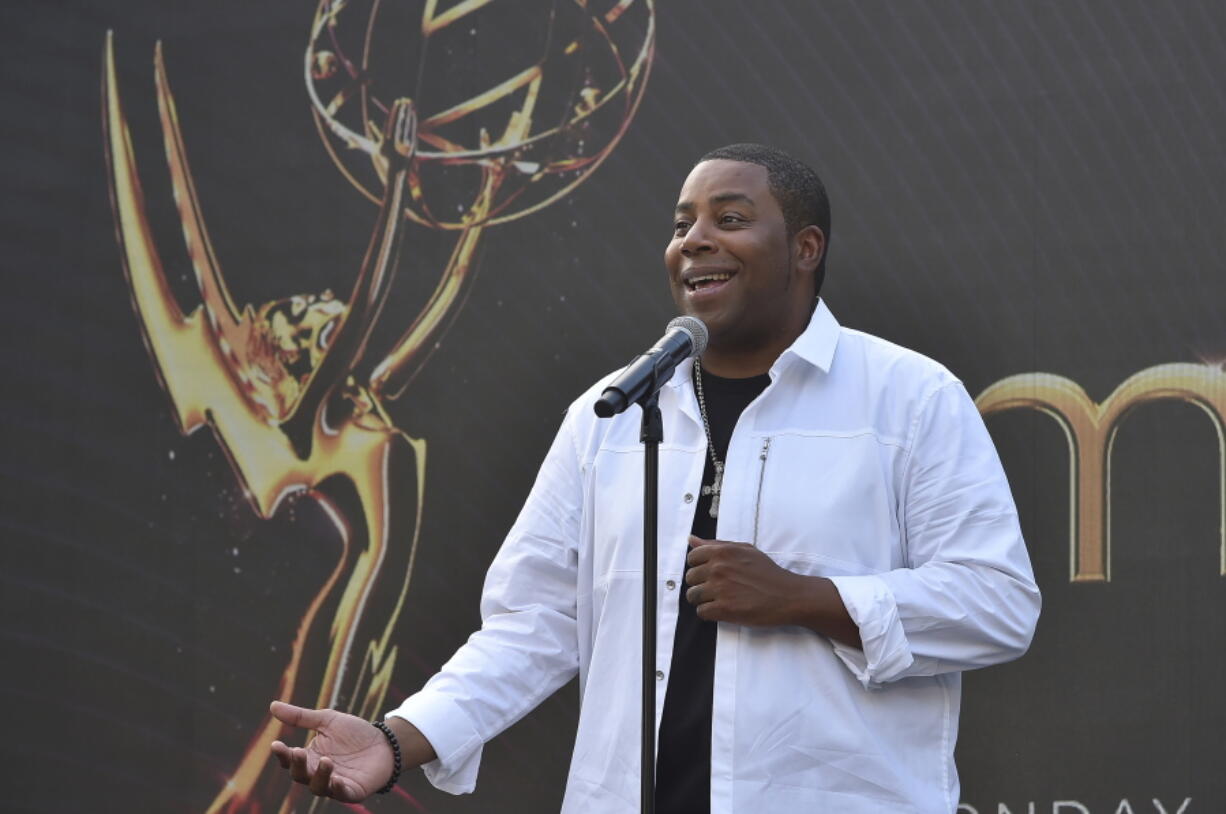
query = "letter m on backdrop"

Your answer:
(976, 364), (1226, 582)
